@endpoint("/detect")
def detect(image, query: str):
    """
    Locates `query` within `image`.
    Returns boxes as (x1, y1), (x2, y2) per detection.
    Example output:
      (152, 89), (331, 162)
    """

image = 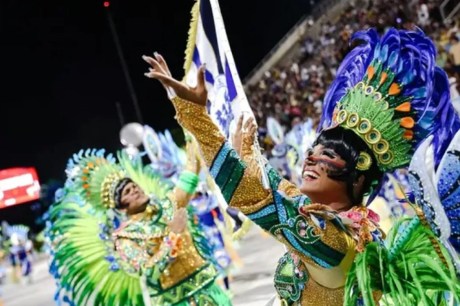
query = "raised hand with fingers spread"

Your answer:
(143, 52), (208, 106)
(231, 114), (258, 158)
